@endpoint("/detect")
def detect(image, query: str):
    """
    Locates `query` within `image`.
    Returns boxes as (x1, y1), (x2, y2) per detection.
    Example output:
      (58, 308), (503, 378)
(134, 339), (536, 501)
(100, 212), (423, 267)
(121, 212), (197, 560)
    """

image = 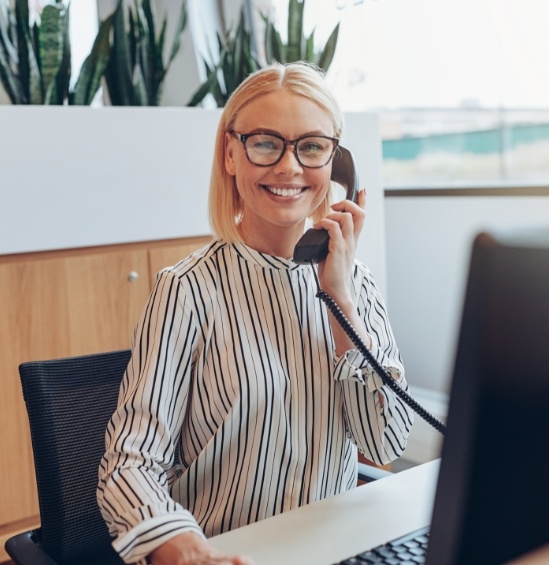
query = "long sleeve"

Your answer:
(333, 260), (414, 465)
(98, 268), (204, 563)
